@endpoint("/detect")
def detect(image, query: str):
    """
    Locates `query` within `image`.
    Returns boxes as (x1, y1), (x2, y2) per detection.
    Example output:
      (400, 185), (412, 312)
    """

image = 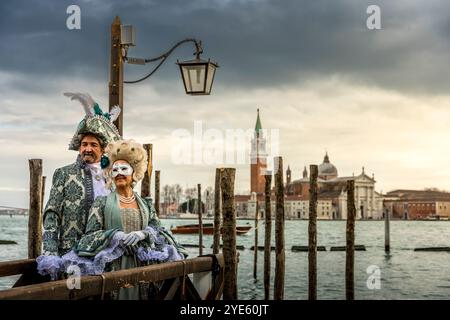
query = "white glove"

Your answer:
(123, 231), (146, 246)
